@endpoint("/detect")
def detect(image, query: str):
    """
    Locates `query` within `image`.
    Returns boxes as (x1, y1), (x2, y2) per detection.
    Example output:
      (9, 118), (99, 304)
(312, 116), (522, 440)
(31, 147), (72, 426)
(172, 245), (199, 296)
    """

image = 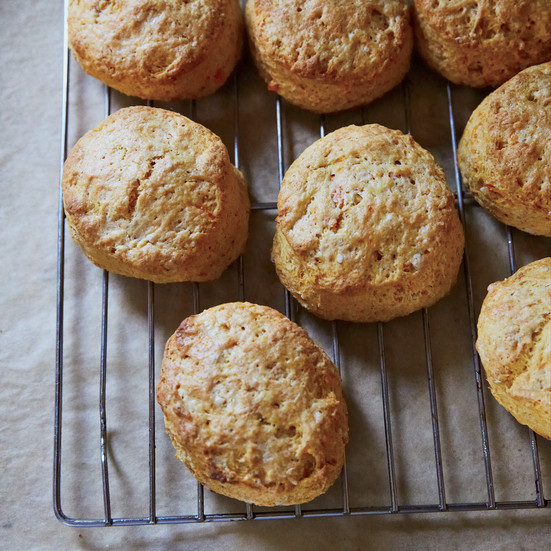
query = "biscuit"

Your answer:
(476, 258), (551, 440)
(272, 124), (465, 323)
(68, 0), (243, 101)
(62, 106), (249, 283)
(457, 62), (551, 237)
(245, 0), (413, 113)
(413, 0), (551, 88)
(156, 302), (348, 506)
